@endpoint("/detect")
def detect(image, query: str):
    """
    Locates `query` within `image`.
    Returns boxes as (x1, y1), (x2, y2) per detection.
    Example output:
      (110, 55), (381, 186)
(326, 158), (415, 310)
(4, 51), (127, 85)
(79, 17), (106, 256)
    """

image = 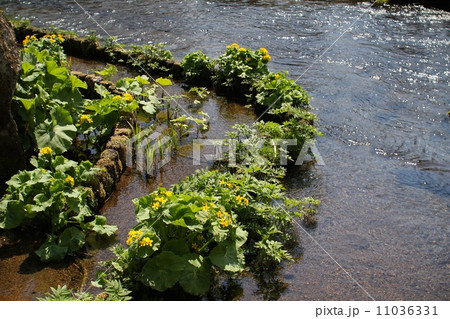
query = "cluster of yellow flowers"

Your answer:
(40, 147), (53, 155)
(235, 195), (249, 206)
(113, 93), (134, 101)
(126, 230), (143, 245)
(65, 176), (75, 187)
(139, 237), (154, 247)
(226, 43), (240, 49)
(151, 190), (172, 210)
(260, 48), (268, 55)
(262, 54), (271, 63)
(23, 34), (64, 46)
(219, 179), (239, 189)
(79, 114), (93, 124)
(43, 34), (64, 43)
(216, 211), (233, 227)
(122, 93), (134, 101)
(22, 35), (38, 46)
